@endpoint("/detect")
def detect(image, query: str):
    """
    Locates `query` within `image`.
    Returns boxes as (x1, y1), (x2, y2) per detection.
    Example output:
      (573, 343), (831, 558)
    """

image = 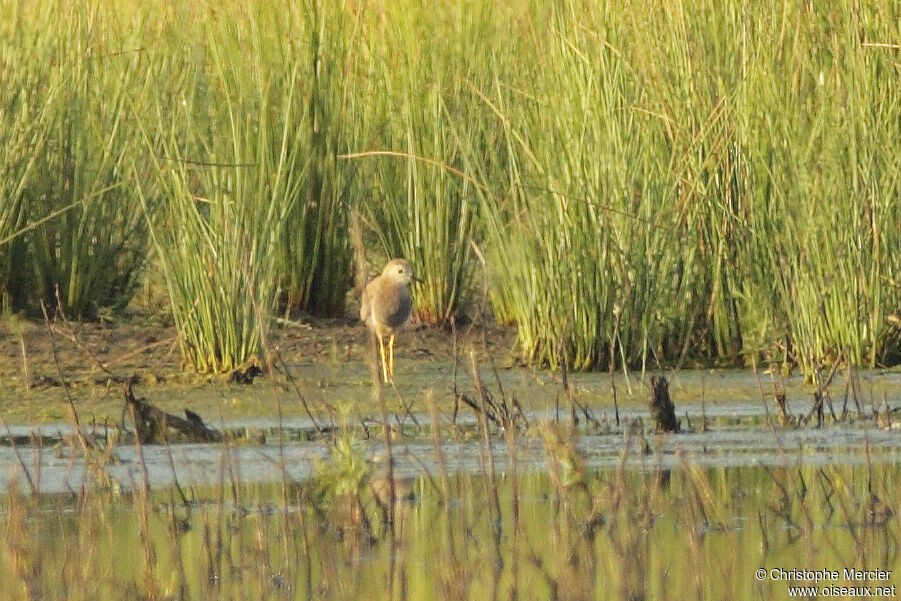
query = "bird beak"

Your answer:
(412, 275), (423, 284)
